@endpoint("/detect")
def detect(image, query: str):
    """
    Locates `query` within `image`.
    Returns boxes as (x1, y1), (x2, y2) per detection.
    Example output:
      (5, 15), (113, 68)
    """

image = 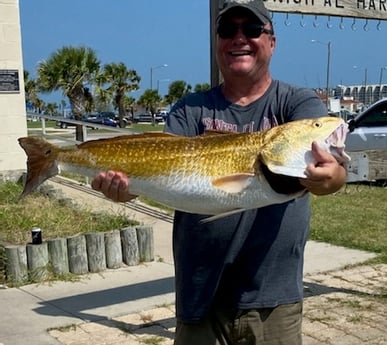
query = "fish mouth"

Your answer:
(323, 122), (351, 163)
